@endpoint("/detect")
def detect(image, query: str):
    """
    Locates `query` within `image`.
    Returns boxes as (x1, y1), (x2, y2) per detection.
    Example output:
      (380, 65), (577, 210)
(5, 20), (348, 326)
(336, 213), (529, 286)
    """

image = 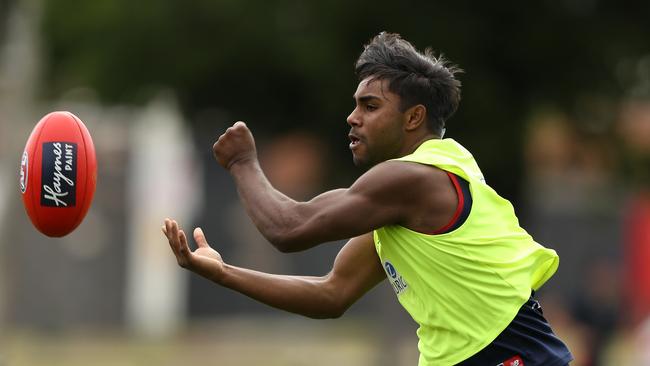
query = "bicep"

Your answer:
(290, 163), (414, 246)
(323, 233), (385, 312)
